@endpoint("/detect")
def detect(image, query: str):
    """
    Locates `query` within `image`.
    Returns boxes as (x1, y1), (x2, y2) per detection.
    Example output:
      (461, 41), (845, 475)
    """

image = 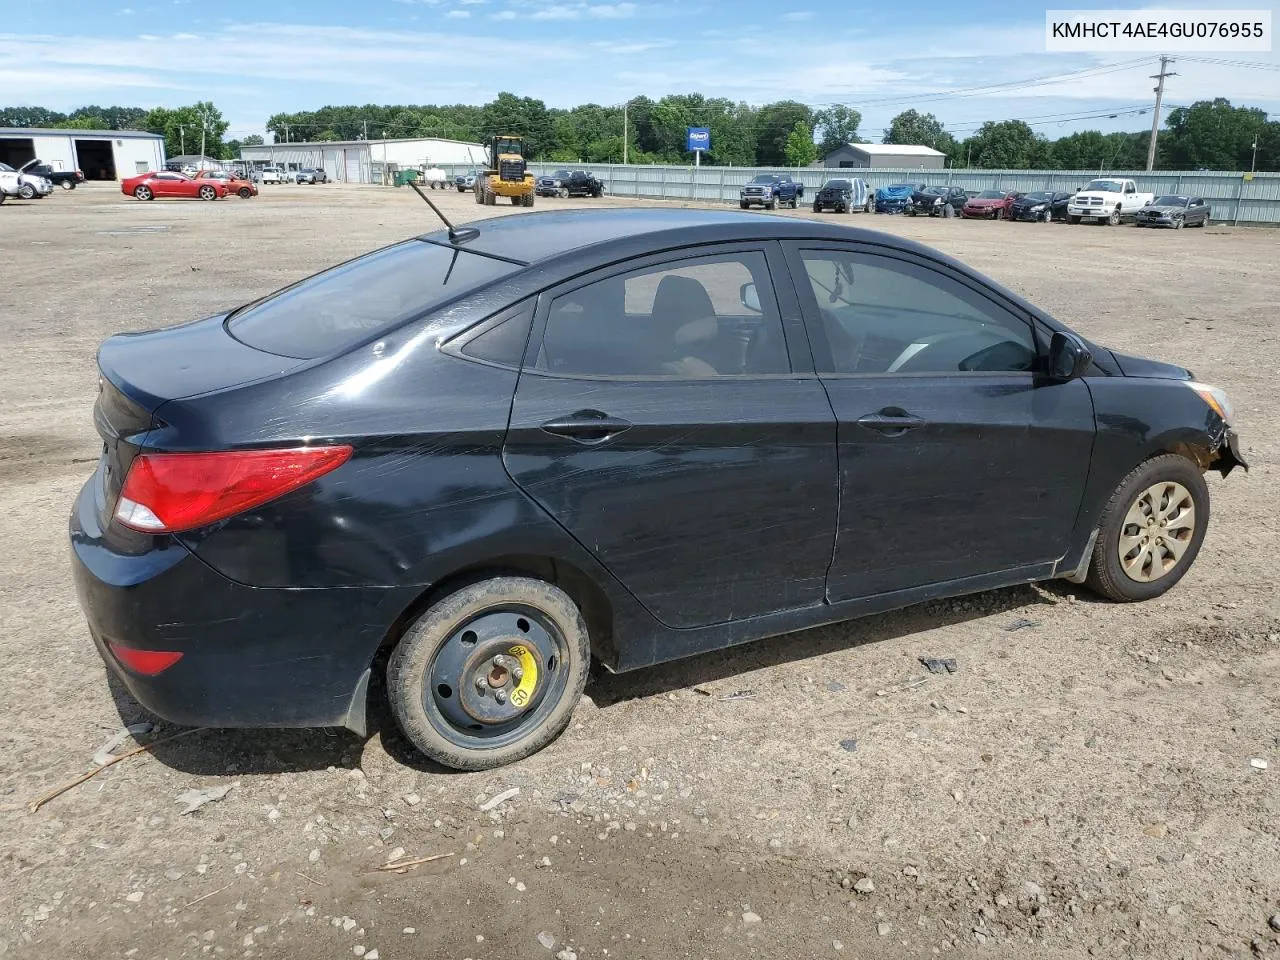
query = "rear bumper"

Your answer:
(69, 478), (409, 732)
